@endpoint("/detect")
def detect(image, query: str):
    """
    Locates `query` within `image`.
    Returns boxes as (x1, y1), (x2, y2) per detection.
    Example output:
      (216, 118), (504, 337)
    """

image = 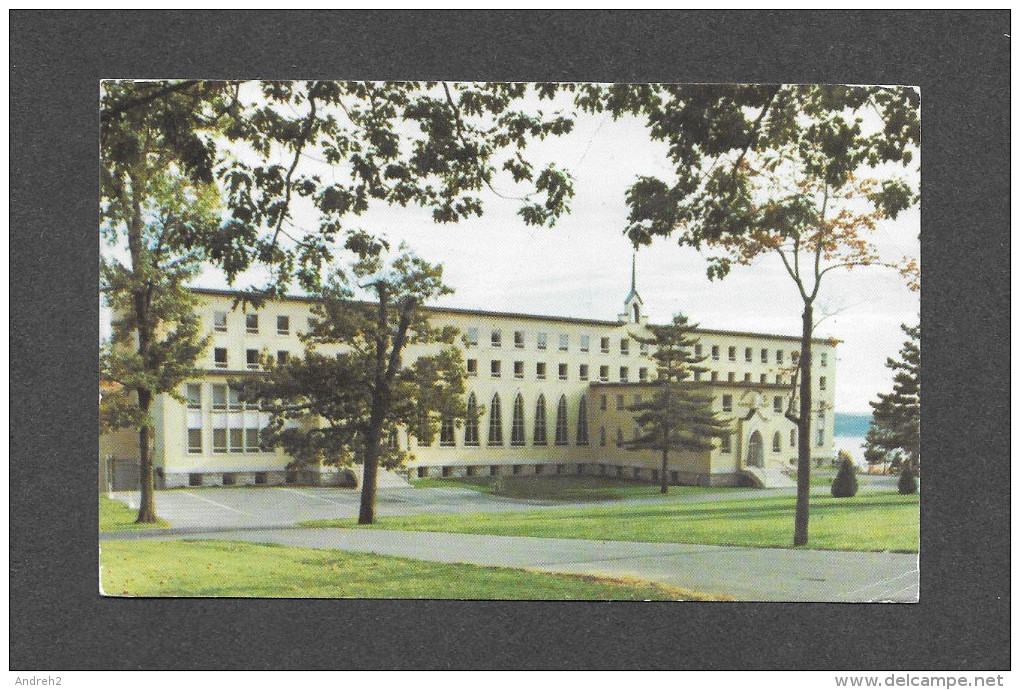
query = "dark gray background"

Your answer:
(9, 10), (1010, 670)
